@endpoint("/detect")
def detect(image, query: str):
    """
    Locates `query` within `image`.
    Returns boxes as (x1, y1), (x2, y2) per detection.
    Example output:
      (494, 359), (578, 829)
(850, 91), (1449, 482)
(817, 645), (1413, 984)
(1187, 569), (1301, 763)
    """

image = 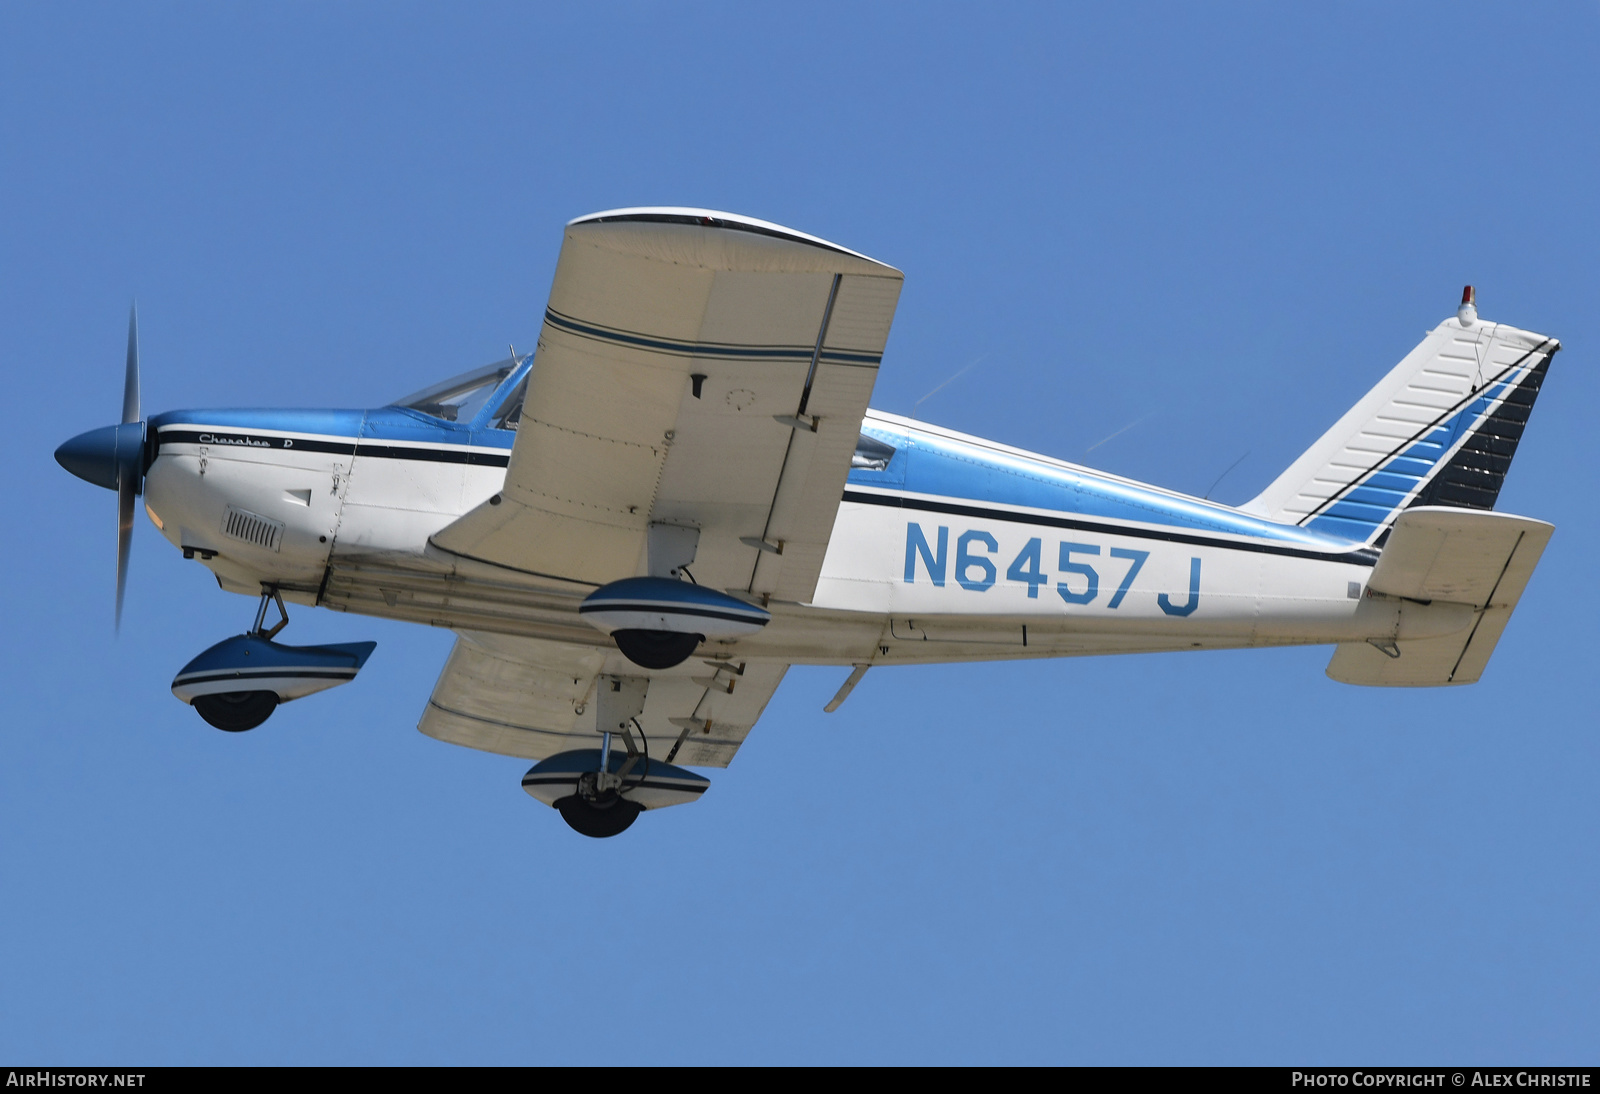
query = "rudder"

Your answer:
(1242, 293), (1558, 545)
